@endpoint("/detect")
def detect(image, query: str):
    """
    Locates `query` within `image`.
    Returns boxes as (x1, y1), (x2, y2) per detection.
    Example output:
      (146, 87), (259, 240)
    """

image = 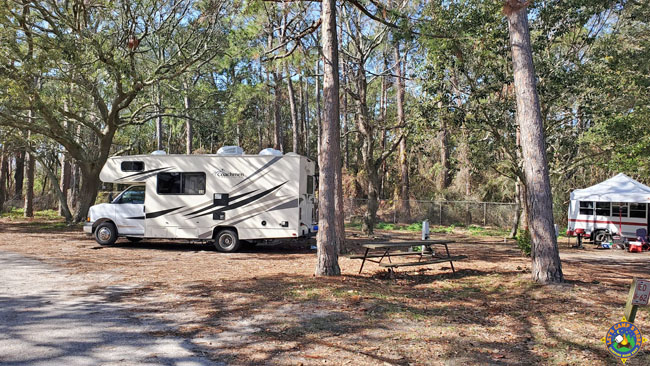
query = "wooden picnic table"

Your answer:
(350, 240), (467, 274)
